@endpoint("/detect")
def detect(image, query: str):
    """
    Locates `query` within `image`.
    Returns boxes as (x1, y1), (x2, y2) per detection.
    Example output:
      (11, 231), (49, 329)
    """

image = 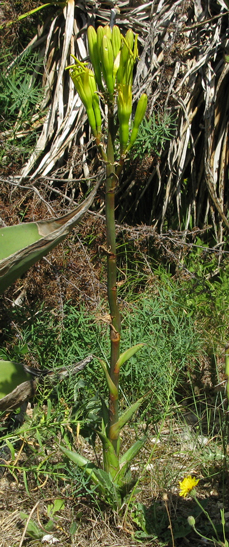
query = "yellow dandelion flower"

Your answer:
(179, 475), (199, 497)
